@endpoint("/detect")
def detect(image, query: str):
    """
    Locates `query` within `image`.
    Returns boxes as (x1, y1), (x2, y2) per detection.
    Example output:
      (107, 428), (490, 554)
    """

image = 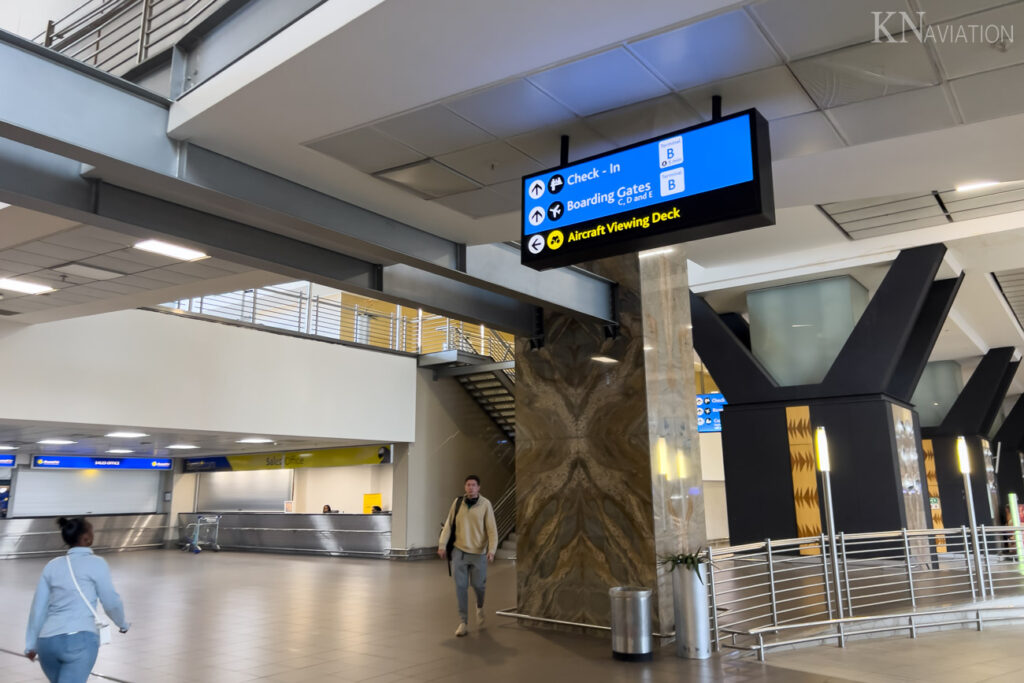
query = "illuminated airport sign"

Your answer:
(32, 456), (173, 470)
(521, 109), (773, 270)
(697, 393), (727, 433)
(0, 456), (14, 467)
